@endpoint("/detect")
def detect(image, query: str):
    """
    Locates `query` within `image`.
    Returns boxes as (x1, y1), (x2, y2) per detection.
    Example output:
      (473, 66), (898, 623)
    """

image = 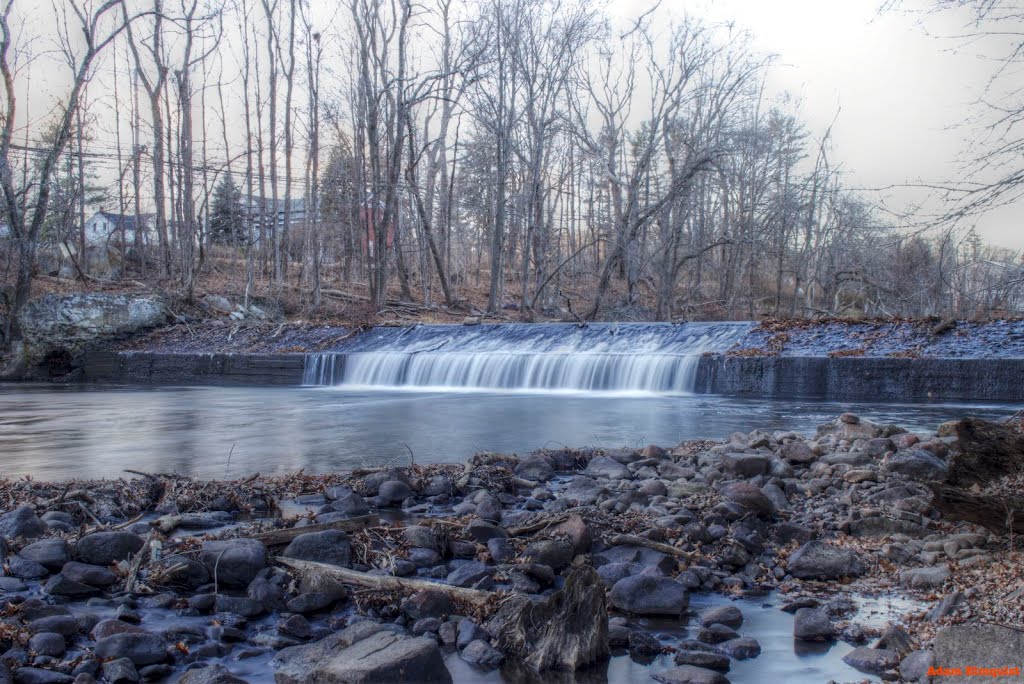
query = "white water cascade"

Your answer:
(302, 322), (751, 394)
